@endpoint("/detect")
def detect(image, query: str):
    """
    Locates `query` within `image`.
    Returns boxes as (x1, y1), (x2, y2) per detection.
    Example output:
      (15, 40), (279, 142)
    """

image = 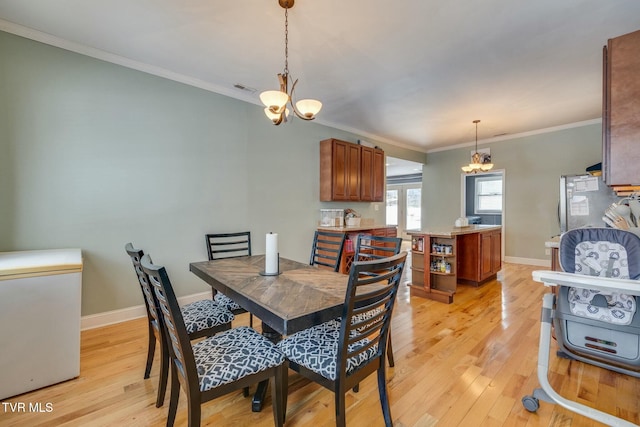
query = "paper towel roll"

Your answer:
(265, 232), (278, 274)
